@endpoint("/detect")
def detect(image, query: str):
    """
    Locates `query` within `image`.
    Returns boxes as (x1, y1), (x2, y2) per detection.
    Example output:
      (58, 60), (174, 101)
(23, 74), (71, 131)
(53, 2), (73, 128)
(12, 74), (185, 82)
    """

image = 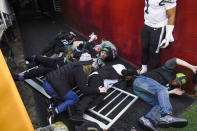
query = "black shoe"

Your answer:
(67, 105), (77, 118)
(138, 116), (158, 131)
(47, 103), (57, 125)
(158, 115), (188, 128)
(70, 115), (87, 125)
(25, 56), (36, 63)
